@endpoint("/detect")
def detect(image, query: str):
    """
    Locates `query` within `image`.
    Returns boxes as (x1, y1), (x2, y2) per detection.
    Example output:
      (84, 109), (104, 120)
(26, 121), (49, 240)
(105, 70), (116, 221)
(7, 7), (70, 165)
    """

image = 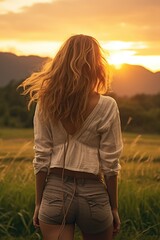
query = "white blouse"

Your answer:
(33, 95), (123, 176)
